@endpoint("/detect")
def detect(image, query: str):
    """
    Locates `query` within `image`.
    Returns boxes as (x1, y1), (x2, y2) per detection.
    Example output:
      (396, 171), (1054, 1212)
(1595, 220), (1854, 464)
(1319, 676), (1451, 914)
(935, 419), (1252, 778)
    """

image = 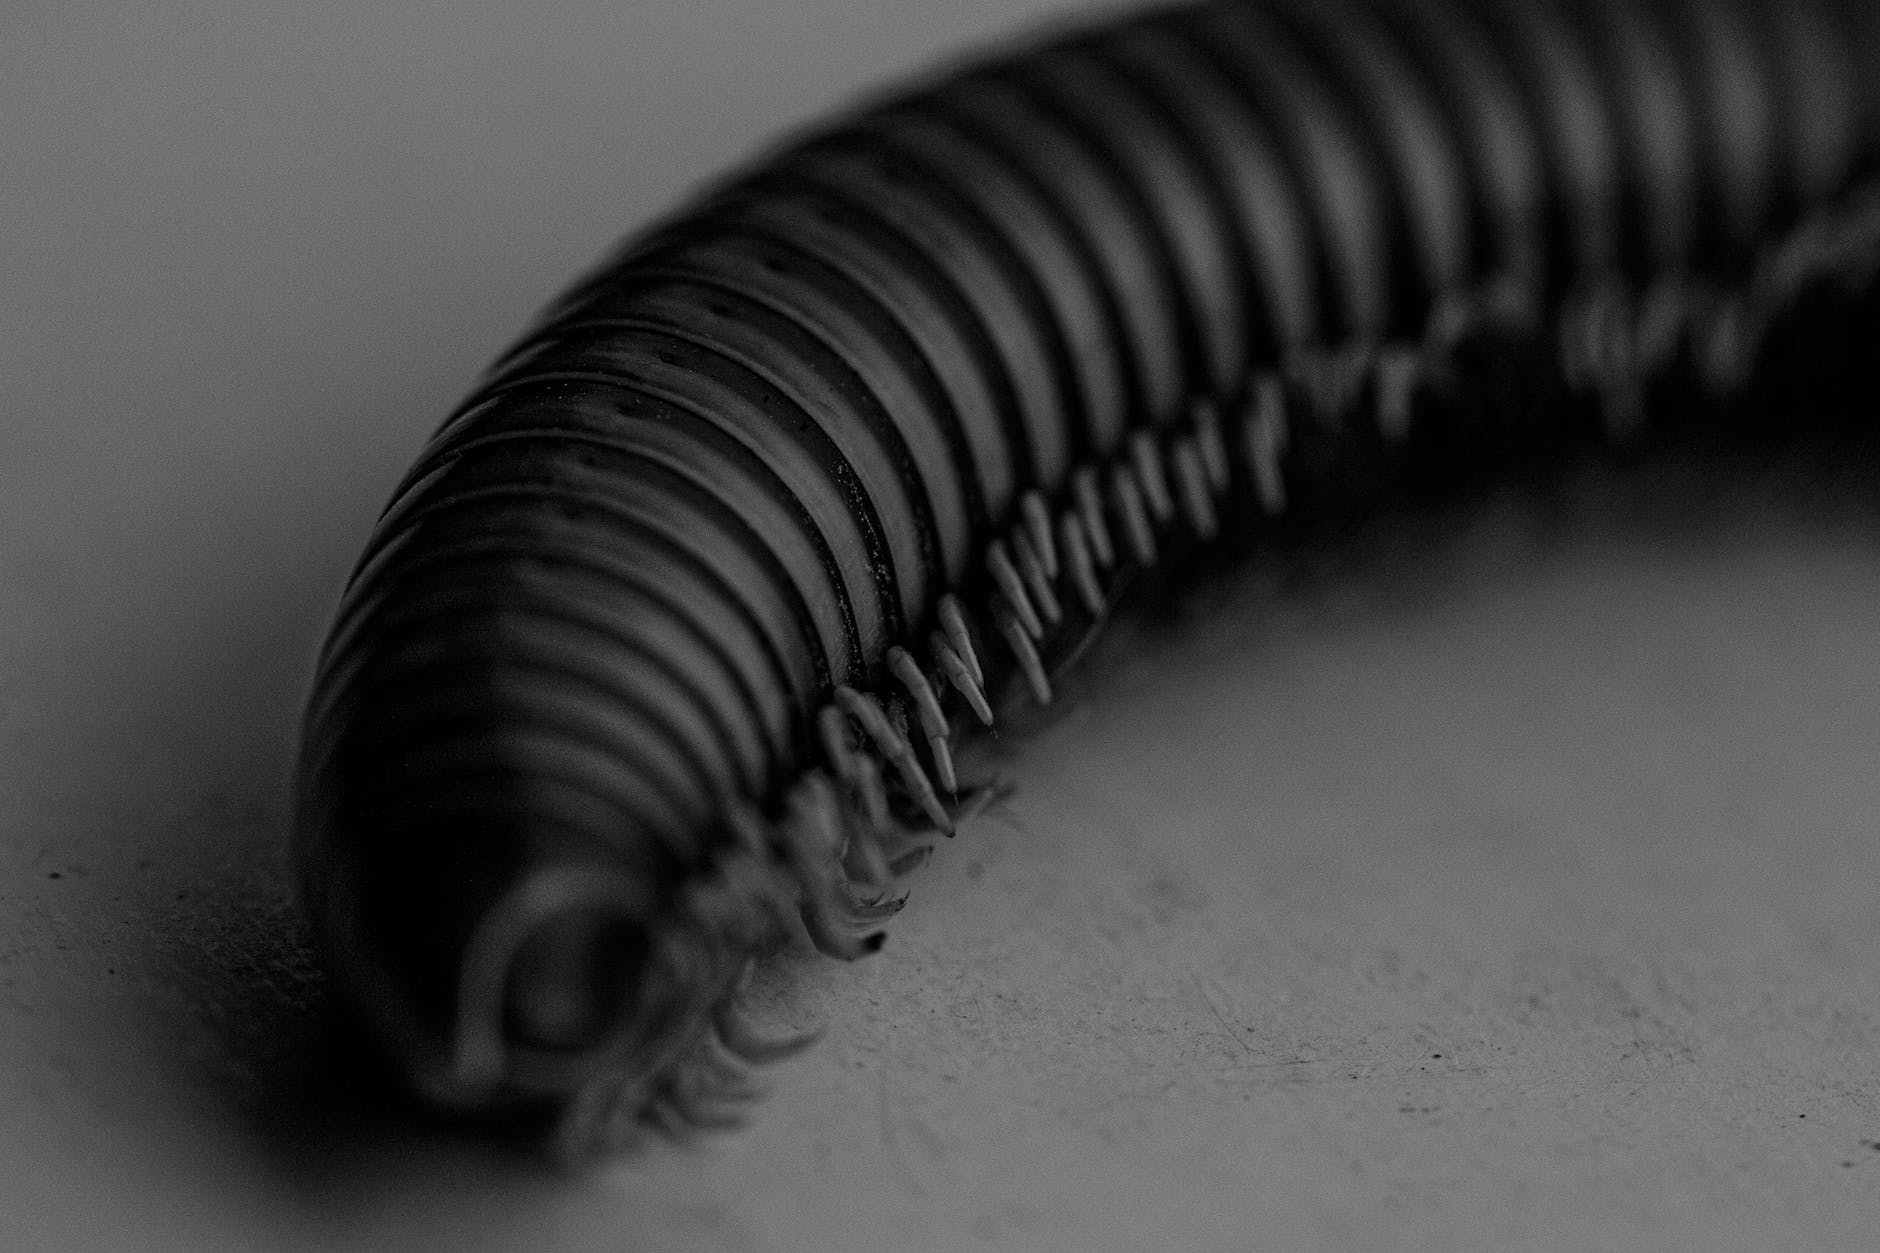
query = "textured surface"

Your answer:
(6, 3), (1880, 1251)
